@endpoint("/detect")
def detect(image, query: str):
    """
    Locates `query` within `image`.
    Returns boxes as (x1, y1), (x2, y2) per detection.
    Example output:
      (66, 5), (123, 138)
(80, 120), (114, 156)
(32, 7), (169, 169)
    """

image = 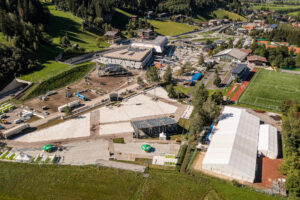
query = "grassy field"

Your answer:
(46, 5), (108, 51)
(192, 38), (220, 42)
(148, 20), (195, 36)
(174, 85), (193, 95)
(212, 9), (247, 22)
(238, 69), (300, 111)
(250, 5), (300, 11)
(0, 162), (280, 200)
(288, 11), (300, 16)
